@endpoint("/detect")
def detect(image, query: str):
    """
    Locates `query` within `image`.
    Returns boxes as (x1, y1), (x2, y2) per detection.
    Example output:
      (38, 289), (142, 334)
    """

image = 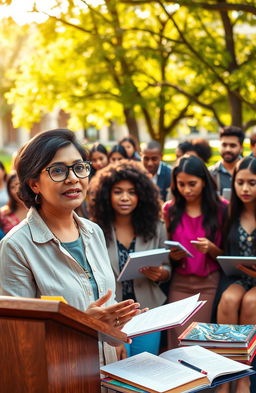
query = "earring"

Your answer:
(35, 193), (40, 204)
